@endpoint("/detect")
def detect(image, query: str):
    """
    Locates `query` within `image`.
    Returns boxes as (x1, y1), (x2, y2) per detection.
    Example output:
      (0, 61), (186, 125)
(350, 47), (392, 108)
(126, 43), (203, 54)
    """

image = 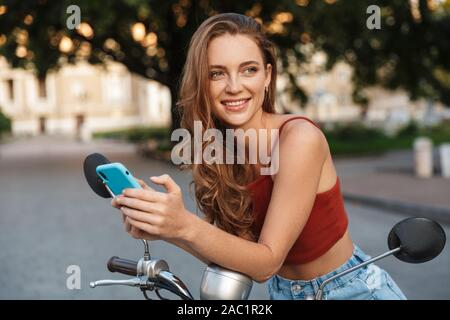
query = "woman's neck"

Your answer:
(238, 109), (270, 132)
(235, 111), (279, 173)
